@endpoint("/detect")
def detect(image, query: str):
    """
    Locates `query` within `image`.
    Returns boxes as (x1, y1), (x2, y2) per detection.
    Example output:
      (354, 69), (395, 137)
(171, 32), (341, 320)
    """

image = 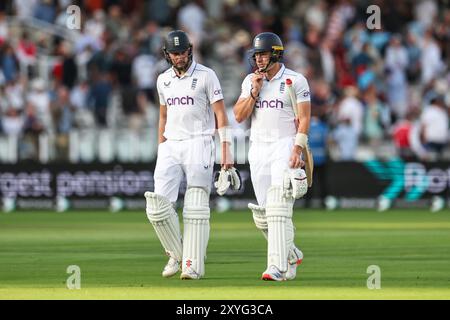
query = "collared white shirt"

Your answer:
(420, 104), (449, 144)
(239, 64), (310, 142)
(157, 60), (224, 140)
